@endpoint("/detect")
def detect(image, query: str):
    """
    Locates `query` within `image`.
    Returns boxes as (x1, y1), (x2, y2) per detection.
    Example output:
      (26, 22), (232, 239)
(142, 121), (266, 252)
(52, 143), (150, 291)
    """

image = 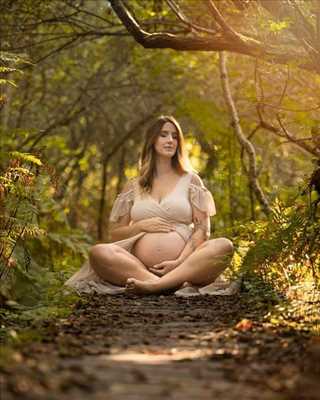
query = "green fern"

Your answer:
(0, 52), (91, 305)
(8, 152), (42, 166)
(240, 195), (320, 291)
